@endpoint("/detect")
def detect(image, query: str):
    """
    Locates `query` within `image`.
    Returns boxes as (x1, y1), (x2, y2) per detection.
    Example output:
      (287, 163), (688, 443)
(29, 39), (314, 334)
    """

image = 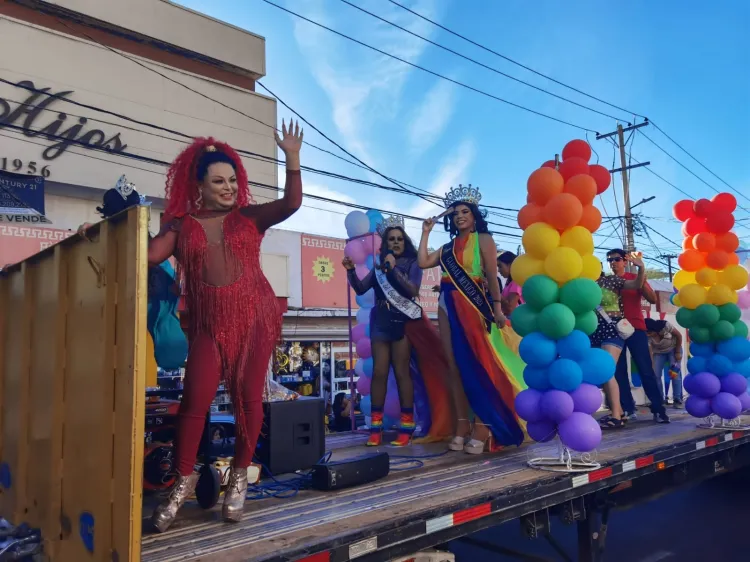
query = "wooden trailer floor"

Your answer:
(140, 411), (745, 562)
